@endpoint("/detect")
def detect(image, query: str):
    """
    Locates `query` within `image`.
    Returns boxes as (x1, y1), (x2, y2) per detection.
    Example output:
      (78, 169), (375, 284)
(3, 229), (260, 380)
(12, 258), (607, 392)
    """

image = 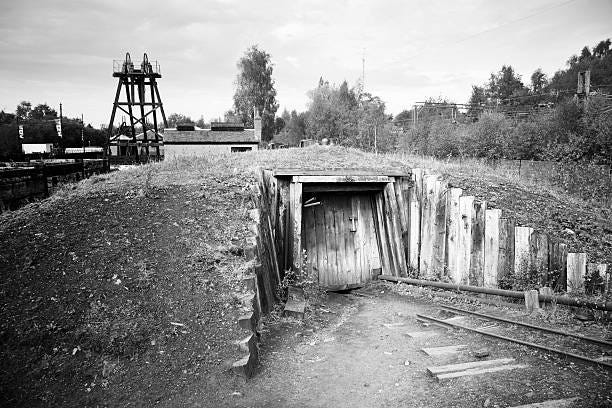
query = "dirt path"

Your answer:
(222, 285), (611, 408)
